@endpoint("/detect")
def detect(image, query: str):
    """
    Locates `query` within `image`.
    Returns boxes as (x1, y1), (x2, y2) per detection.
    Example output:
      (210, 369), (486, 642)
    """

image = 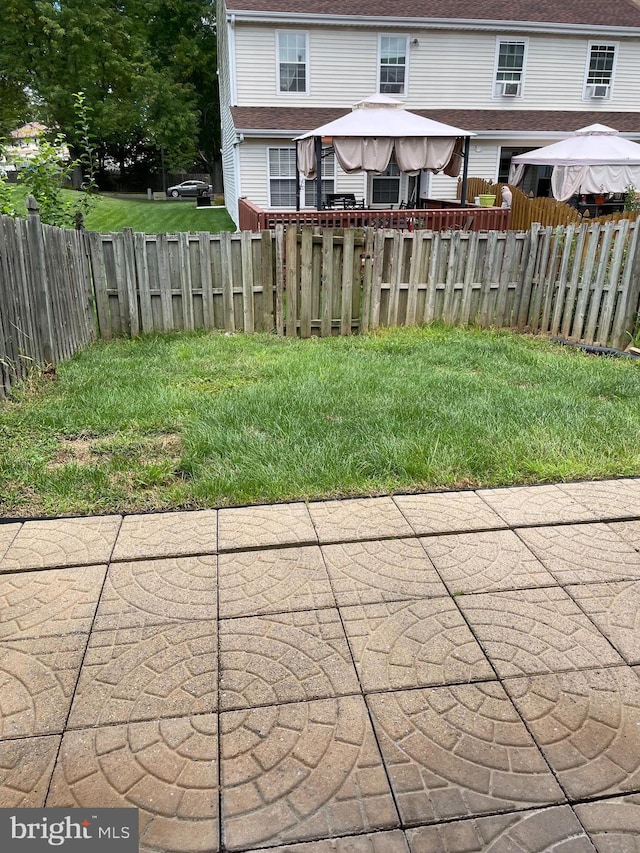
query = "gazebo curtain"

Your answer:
(296, 136), (460, 179)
